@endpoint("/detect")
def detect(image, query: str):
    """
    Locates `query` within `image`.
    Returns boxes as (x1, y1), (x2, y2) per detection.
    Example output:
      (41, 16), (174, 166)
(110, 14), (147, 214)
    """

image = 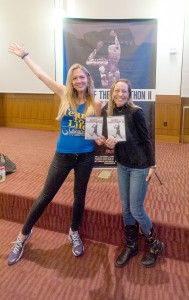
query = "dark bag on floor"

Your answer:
(0, 153), (16, 175)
